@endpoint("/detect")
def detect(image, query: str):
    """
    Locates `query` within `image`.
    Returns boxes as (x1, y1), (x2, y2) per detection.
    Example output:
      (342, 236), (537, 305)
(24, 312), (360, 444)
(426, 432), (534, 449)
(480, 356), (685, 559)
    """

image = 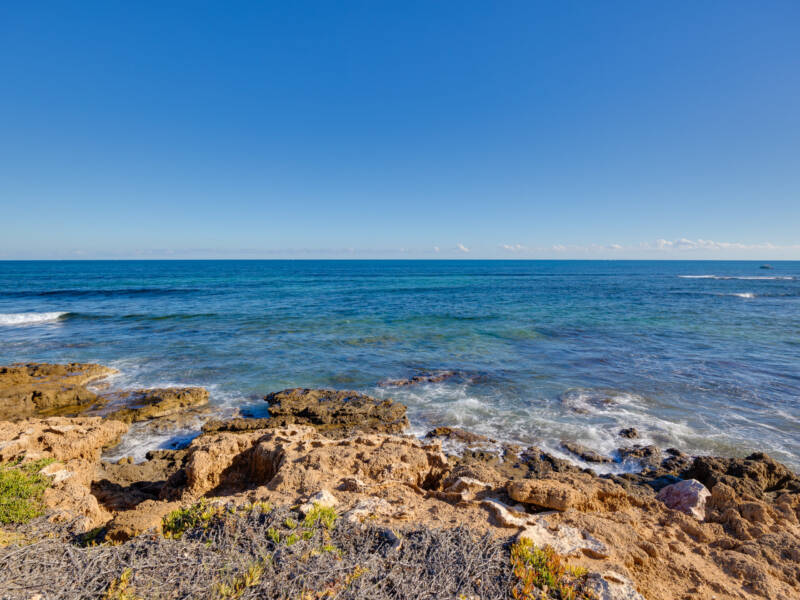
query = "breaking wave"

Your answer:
(0, 311), (68, 326)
